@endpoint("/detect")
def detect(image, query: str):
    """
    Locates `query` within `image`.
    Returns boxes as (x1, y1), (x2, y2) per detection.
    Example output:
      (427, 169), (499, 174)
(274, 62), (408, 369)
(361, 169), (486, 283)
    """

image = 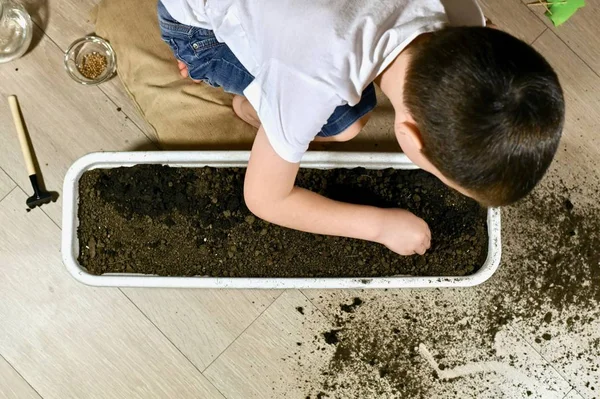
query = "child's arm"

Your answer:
(244, 127), (431, 256)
